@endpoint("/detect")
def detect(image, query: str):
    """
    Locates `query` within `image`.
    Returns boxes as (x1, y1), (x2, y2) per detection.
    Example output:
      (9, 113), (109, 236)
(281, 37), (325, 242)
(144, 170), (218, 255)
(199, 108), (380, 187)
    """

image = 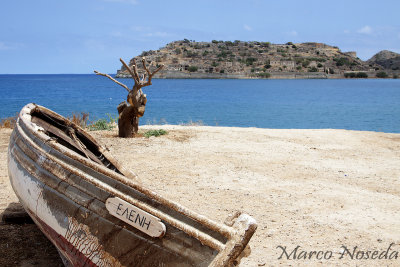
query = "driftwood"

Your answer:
(95, 58), (163, 137)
